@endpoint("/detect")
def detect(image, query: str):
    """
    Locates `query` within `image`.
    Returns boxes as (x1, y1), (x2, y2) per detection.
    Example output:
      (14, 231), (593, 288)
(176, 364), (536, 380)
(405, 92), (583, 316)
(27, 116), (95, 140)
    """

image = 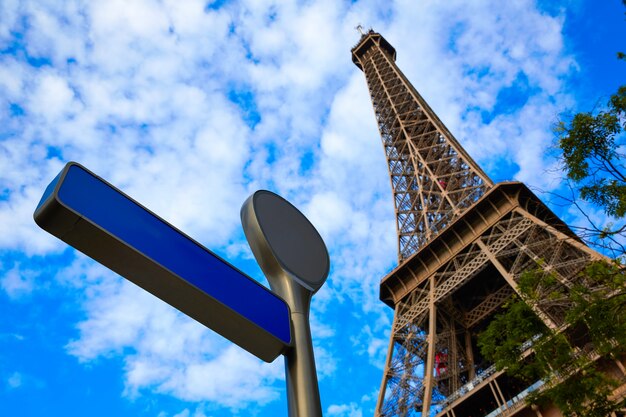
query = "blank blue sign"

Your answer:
(34, 162), (291, 362)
